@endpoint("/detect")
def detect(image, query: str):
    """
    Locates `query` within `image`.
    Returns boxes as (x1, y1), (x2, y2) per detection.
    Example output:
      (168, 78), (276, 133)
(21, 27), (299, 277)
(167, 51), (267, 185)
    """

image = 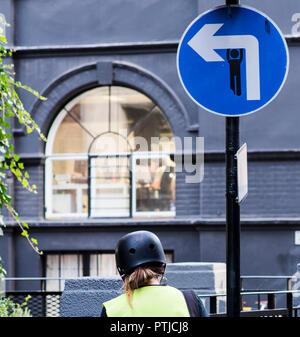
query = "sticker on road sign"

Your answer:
(177, 5), (289, 117)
